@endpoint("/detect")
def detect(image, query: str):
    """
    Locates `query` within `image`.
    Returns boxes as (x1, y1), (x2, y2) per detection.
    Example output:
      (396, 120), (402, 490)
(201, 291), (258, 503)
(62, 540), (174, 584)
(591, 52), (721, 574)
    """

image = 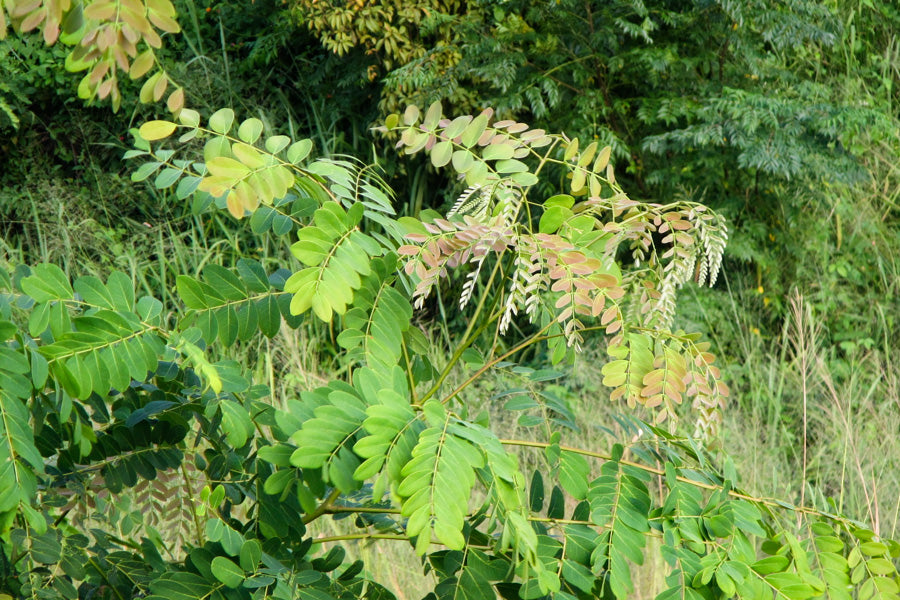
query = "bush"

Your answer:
(1, 99), (899, 600)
